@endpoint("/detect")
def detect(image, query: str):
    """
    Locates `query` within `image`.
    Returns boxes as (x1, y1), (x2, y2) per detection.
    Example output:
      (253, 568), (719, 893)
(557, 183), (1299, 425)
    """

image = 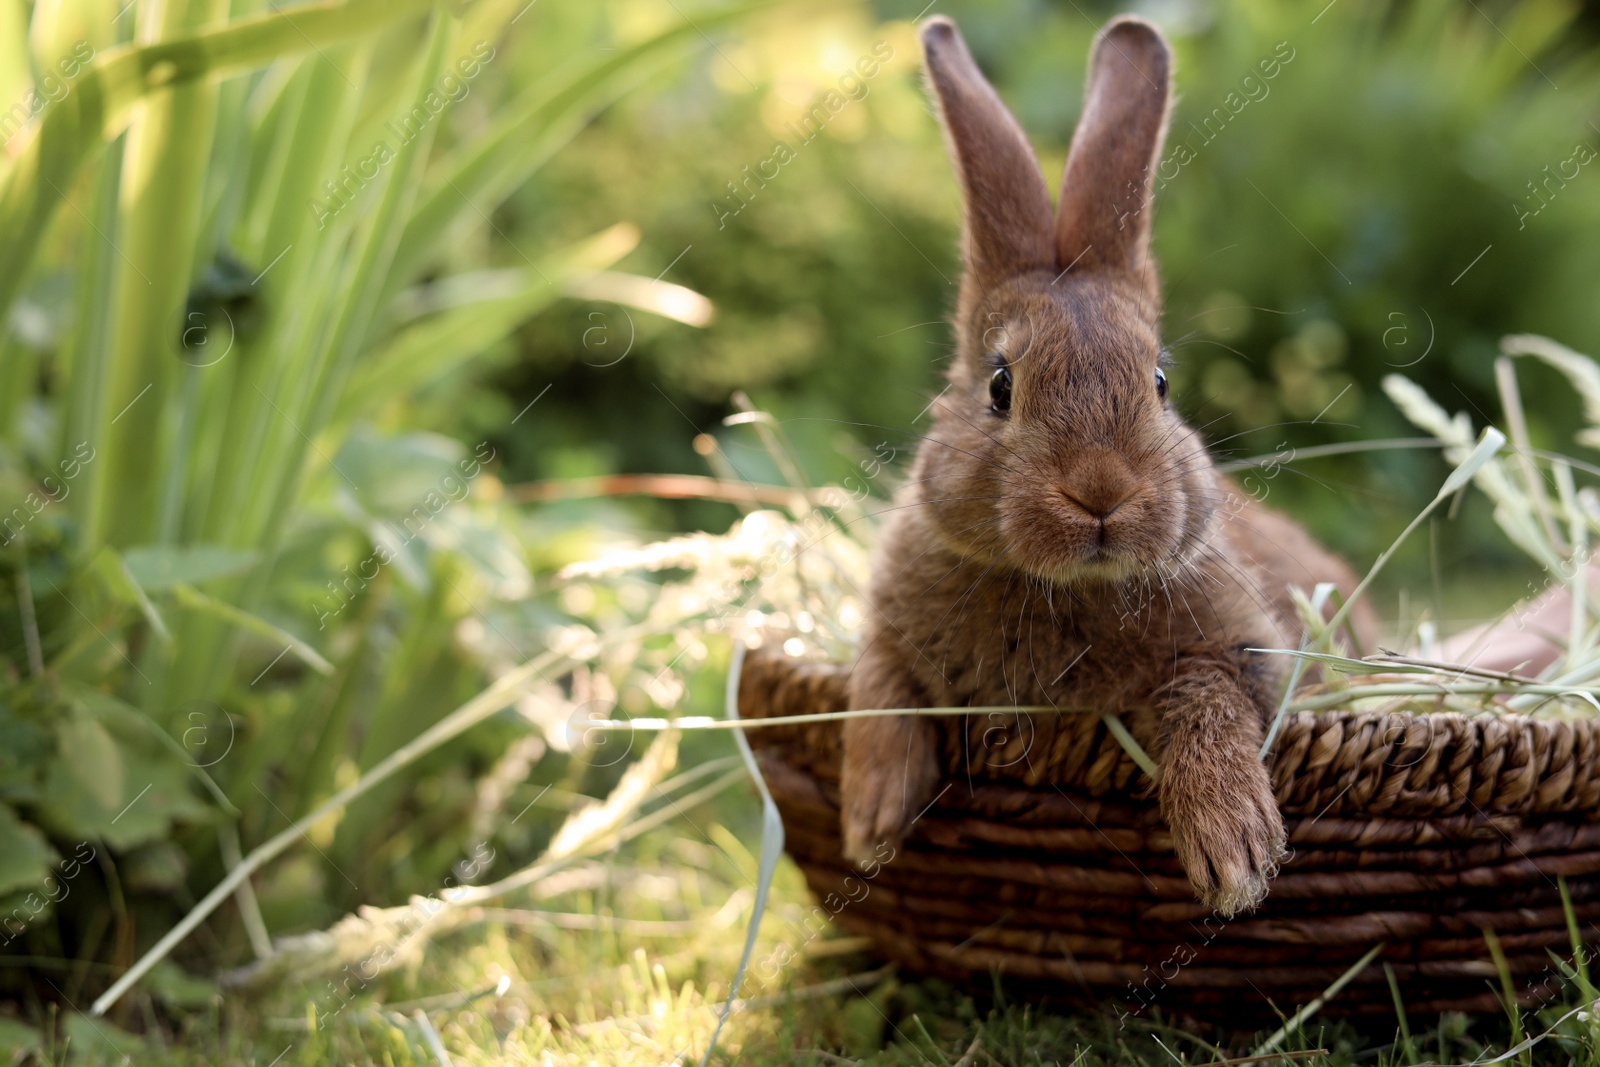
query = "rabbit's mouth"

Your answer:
(1025, 546), (1154, 587)
(997, 509), (1192, 588)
